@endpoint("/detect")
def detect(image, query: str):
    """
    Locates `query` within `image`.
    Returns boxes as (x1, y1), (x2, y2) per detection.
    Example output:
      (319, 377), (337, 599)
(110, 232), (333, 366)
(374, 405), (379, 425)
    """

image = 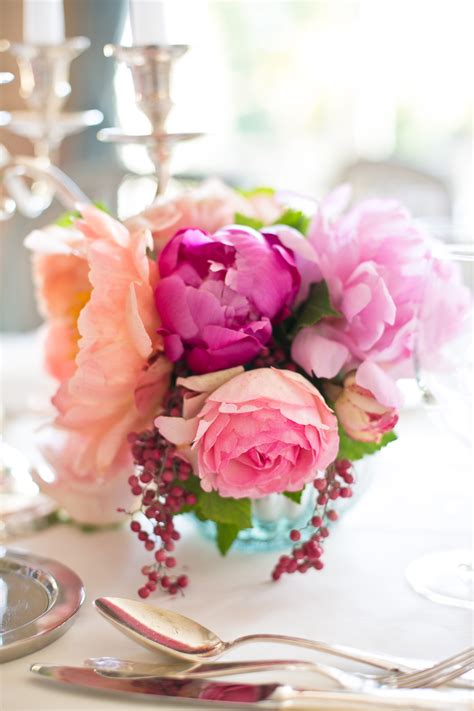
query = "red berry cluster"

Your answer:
(125, 388), (197, 598)
(253, 343), (298, 371)
(271, 459), (355, 580)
